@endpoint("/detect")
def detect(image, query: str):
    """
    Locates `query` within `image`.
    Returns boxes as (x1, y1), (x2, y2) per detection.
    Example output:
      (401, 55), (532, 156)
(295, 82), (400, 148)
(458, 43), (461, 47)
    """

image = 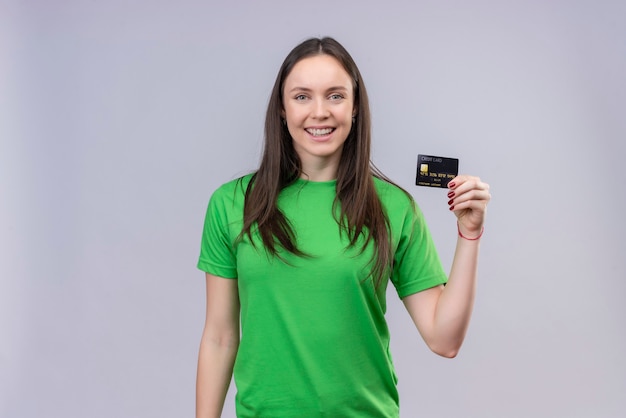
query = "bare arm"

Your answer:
(196, 273), (240, 418)
(403, 175), (490, 358)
